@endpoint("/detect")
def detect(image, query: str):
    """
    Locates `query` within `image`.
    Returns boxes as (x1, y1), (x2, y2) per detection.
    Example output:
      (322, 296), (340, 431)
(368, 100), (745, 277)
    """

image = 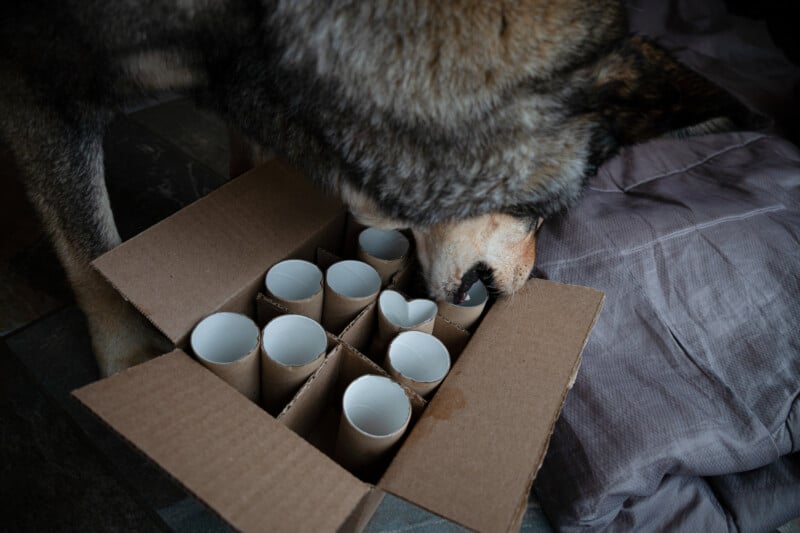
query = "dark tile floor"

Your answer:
(1, 99), (553, 532)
